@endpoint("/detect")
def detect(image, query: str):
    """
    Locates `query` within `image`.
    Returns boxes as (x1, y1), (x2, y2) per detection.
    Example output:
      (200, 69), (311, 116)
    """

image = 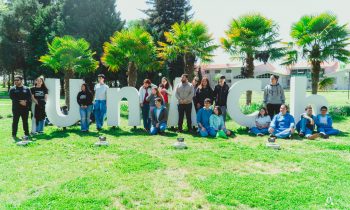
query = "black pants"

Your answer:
(266, 103), (281, 120)
(178, 103), (192, 131)
(12, 109), (29, 136)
